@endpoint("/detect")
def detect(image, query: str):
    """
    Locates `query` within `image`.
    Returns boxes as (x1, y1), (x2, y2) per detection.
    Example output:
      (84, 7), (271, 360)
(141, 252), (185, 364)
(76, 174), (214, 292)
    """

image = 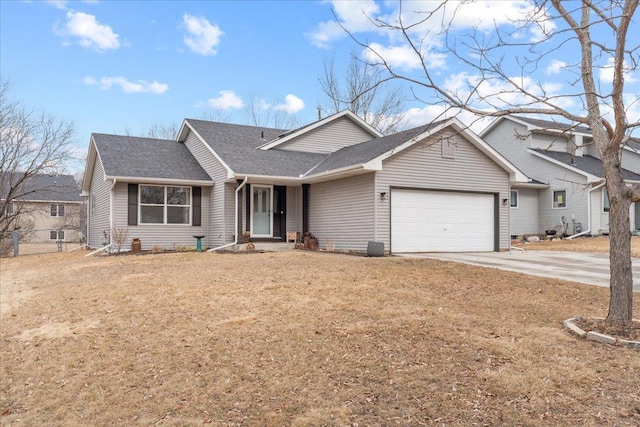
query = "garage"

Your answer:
(391, 189), (496, 252)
